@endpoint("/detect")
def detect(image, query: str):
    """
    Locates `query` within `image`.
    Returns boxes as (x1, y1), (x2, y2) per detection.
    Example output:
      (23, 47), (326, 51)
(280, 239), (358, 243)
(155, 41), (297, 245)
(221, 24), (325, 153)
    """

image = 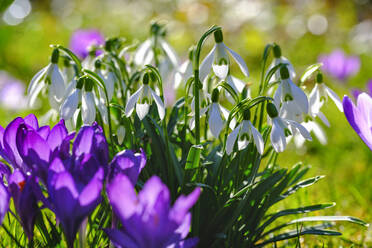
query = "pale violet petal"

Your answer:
(82, 92), (96, 124)
(209, 103), (224, 138)
(325, 85), (343, 112)
(199, 45), (216, 82)
(125, 86), (143, 117)
(150, 89), (166, 120)
(224, 44), (249, 77)
(136, 103), (150, 120)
